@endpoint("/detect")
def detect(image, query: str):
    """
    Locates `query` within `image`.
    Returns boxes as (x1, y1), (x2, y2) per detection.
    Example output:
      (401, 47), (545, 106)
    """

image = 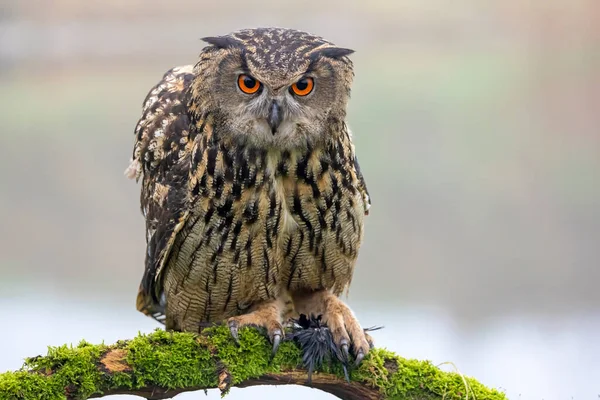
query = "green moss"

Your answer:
(353, 349), (506, 400)
(269, 340), (302, 372)
(0, 341), (106, 400)
(207, 325), (272, 384)
(0, 328), (507, 400)
(125, 329), (216, 390)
